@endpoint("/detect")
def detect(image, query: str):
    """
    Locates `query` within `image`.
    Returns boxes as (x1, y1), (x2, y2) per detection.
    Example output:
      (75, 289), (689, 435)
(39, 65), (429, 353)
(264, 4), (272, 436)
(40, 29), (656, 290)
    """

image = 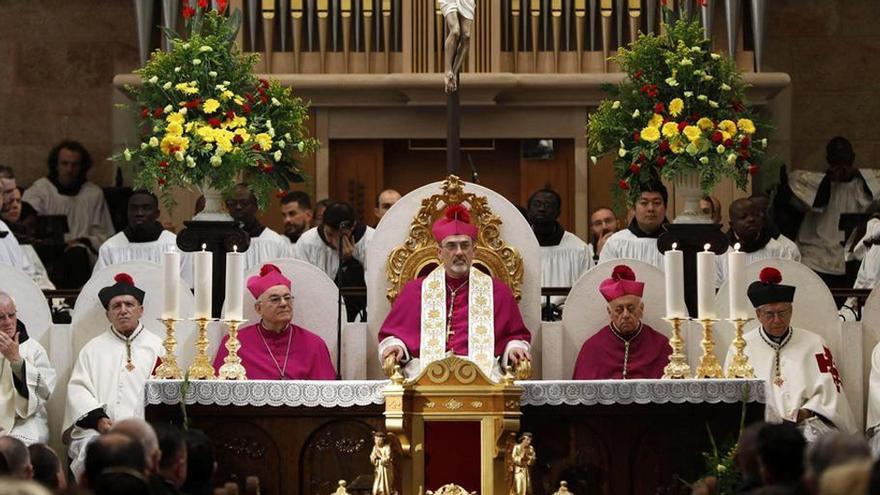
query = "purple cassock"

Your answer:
(378, 273), (532, 359)
(572, 324), (671, 380)
(213, 323), (336, 380)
